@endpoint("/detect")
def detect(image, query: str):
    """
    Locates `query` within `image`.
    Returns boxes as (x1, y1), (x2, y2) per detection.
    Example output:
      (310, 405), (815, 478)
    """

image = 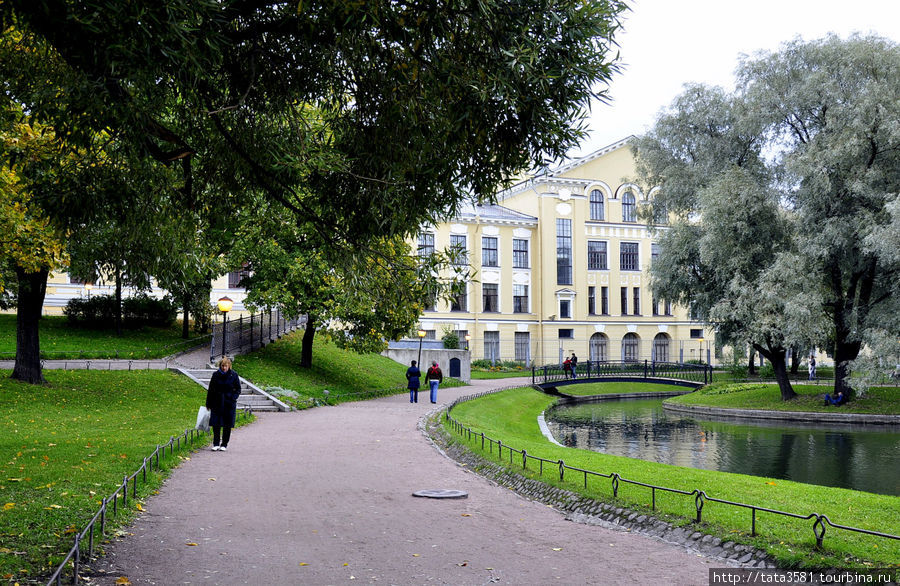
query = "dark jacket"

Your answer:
(206, 368), (242, 427)
(425, 365), (443, 383)
(406, 366), (421, 390)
